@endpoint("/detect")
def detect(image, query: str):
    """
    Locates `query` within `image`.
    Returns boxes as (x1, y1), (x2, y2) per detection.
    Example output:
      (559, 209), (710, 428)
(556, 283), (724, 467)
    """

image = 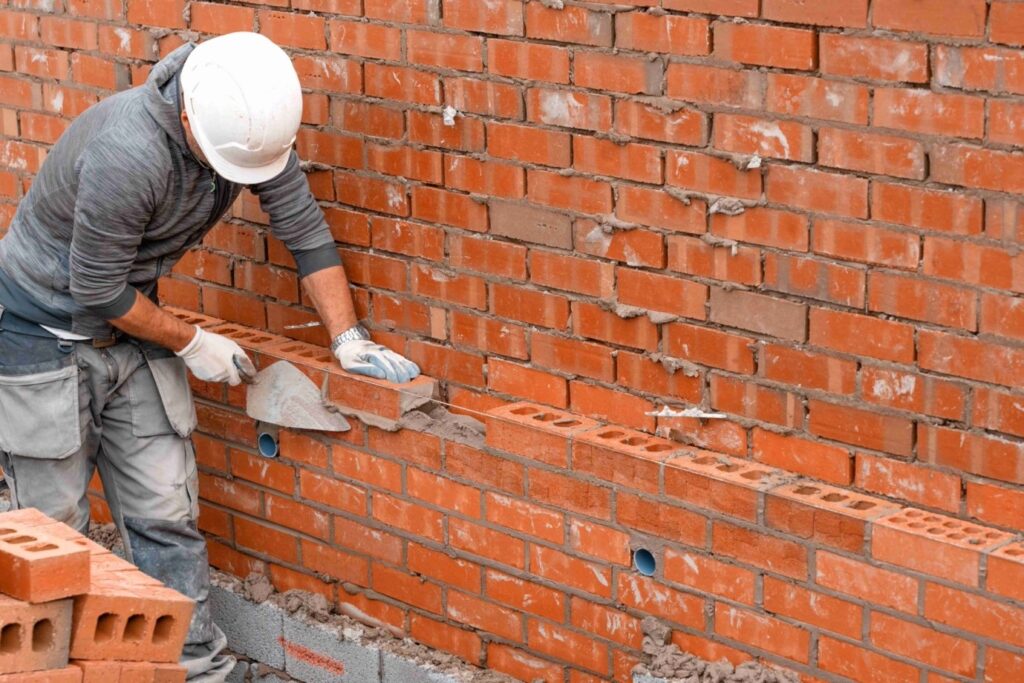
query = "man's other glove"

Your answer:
(334, 339), (420, 384)
(176, 326), (253, 386)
